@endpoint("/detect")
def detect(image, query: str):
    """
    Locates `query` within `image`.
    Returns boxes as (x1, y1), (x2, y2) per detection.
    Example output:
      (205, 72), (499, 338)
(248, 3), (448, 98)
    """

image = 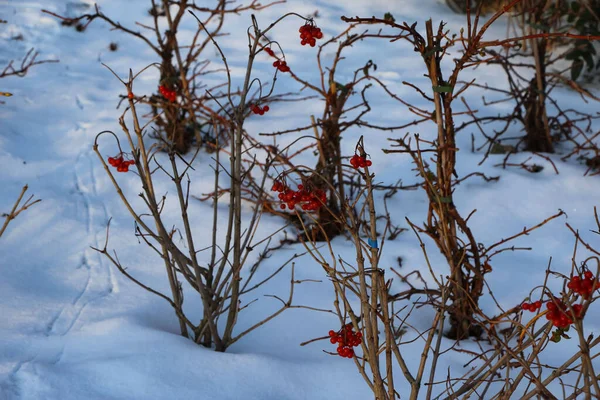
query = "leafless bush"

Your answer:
(90, 10), (334, 351)
(452, 0), (600, 171)
(285, 3), (600, 398)
(0, 186), (41, 239)
(297, 135), (600, 398)
(0, 19), (58, 102)
(43, 0), (281, 154)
